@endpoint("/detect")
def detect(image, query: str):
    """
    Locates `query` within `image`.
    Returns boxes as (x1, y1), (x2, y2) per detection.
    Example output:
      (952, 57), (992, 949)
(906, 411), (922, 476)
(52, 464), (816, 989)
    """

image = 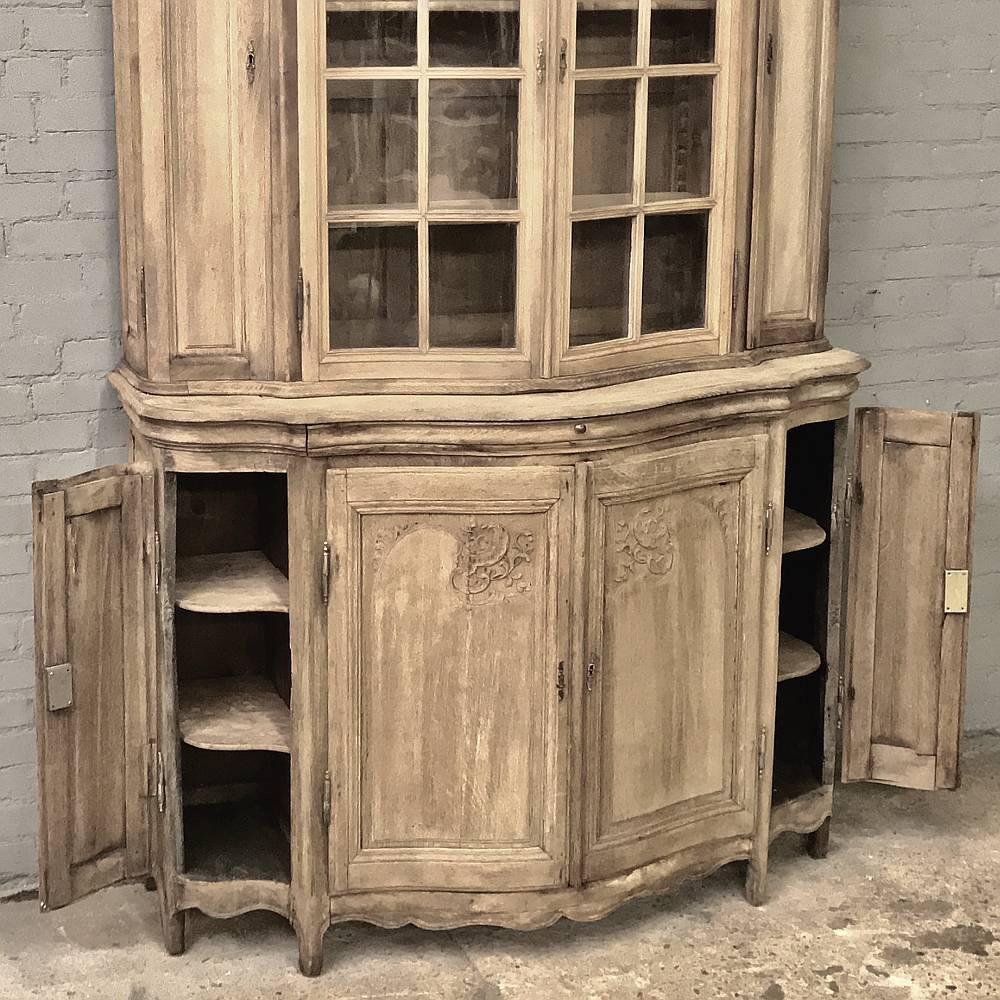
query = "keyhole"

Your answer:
(246, 42), (256, 85)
